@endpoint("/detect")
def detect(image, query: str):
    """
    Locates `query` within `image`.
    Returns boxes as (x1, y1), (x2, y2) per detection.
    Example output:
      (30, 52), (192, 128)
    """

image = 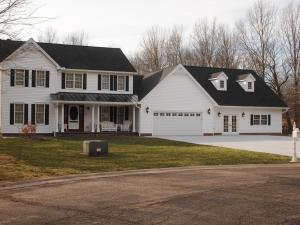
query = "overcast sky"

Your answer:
(27, 0), (291, 55)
